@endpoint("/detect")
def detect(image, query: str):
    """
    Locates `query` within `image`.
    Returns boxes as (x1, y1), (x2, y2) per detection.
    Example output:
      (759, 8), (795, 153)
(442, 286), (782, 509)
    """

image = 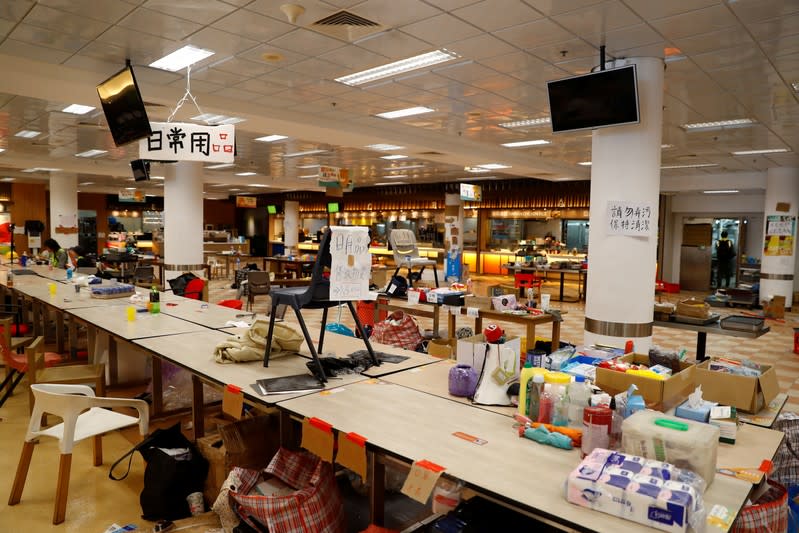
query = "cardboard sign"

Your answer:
(222, 384), (244, 419)
(401, 459), (445, 504)
(300, 417), (334, 463)
(329, 226), (372, 301)
(139, 122), (235, 163)
(335, 432), (367, 478)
